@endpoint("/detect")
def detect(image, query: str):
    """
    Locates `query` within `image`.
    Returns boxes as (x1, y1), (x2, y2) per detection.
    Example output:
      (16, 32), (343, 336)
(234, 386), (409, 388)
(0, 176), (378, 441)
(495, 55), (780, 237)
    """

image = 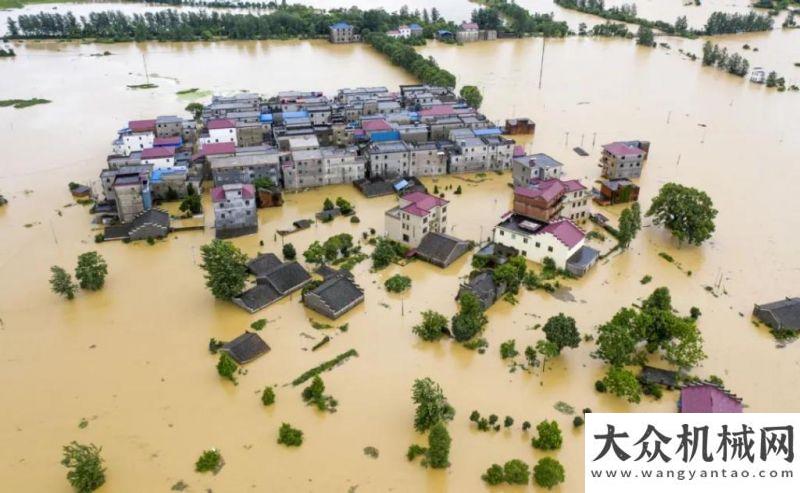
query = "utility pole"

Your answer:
(142, 53), (150, 85)
(592, 132), (596, 148)
(666, 110), (672, 124)
(564, 131), (569, 147)
(538, 37), (546, 90)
